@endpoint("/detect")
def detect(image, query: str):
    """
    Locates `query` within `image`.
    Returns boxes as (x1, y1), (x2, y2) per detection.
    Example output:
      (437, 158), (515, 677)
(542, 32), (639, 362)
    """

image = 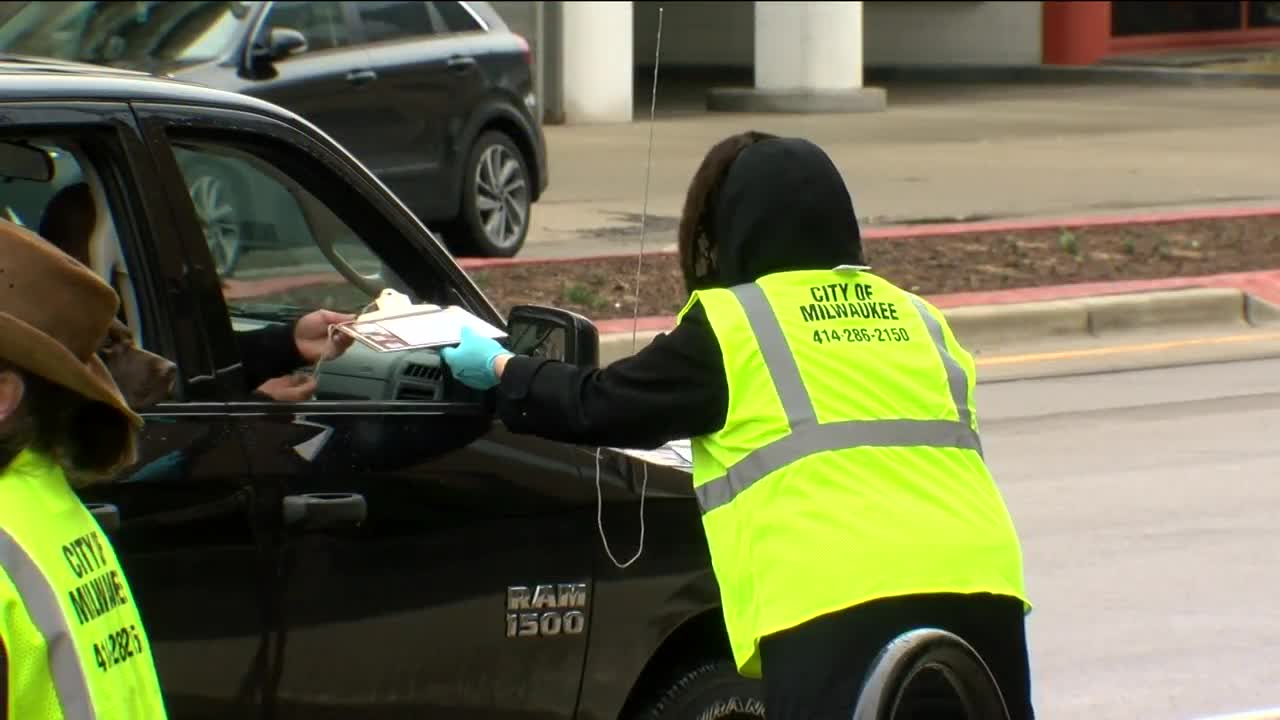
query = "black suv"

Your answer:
(0, 59), (763, 719)
(0, 0), (548, 267)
